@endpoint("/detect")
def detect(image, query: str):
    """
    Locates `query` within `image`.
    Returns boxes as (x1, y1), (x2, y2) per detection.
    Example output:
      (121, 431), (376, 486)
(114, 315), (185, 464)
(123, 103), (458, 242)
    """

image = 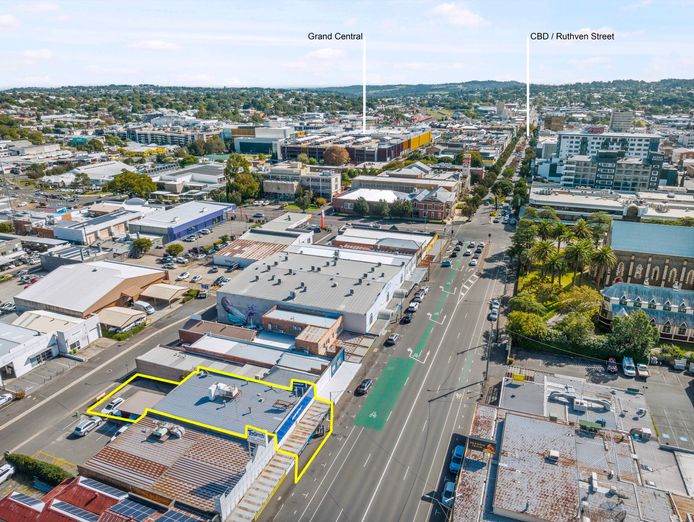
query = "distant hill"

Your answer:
(312, 81), (525, 98)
